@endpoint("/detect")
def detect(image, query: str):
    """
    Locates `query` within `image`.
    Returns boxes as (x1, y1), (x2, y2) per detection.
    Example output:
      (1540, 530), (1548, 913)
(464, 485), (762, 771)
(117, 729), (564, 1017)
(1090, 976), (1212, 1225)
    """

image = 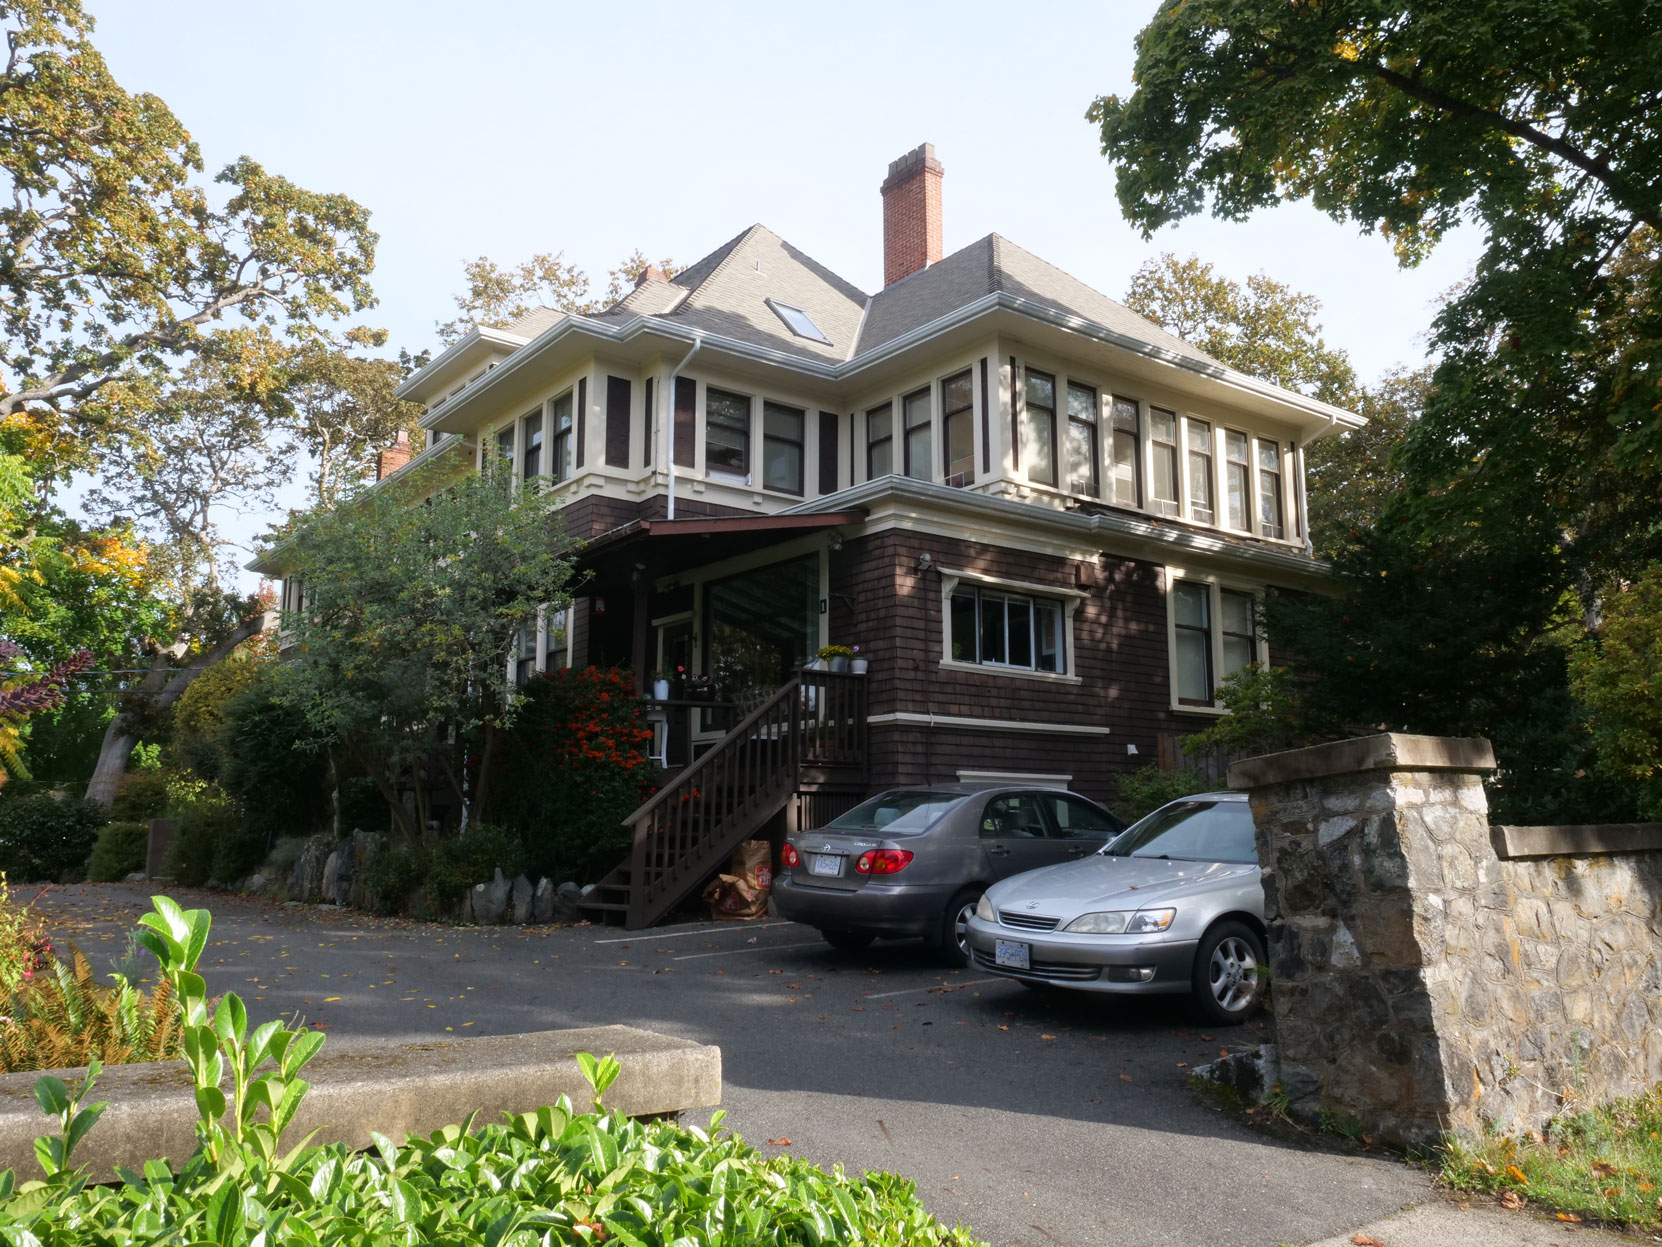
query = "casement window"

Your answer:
(1185, 417), (1214, 525)
(949, 586), (1066, 673)
(1224, 430), (1250, 530)
(942, 370), (975, 486)
(1024, 370), (1057, 486)
(550, 391), (574, 481)
(1257, 439), (1285, 539)
(1170, 576), (1261, 708)
(1148, 408), (1180, 516)
(1109, 398), (1141, 507)
(521, 410), (543, 480)
(762, 401), (804, 495)
(706, 388), (751, 476)
(1067, 383), (1099, 498)
(867, 402), (894, 478)
(902, 388), (932, 481)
